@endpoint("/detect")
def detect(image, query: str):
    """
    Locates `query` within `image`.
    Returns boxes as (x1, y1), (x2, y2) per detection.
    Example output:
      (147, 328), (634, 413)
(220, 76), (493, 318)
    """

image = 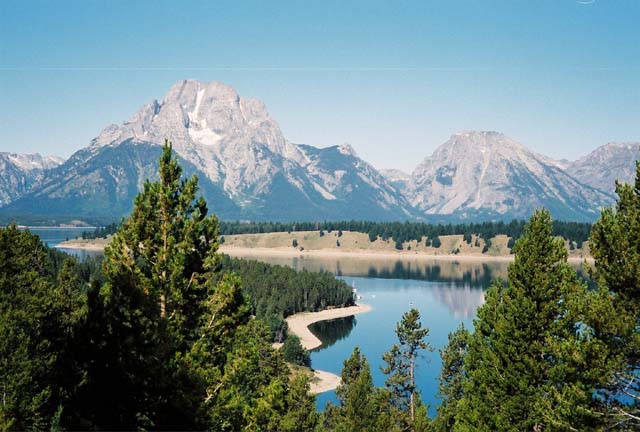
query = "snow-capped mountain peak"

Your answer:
(1, 80), (413, 222)
(0, 152), (65, 206)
